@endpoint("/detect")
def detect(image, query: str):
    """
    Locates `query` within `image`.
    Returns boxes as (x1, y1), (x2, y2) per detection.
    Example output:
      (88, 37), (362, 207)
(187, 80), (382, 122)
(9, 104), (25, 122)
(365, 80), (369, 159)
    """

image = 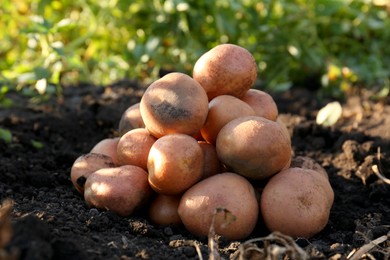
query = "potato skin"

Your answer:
(200, 95), (255, 145)
(178, 172), (259, 240)
(118, 103), (145, 136)
(140, 72), (209, 138)
(241, 89), (278, 121)
(193, 44), (257, 100)
(84, 165), (153, 217)
(70, 153), (115, 194)
(147, 134), (204, 195)
(260, 167), (334, 238)
(116, 128), (157, 170)
(148, 194), (182, 227)
(216, 116), (291, 180)
(90, 138), (120, 165)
